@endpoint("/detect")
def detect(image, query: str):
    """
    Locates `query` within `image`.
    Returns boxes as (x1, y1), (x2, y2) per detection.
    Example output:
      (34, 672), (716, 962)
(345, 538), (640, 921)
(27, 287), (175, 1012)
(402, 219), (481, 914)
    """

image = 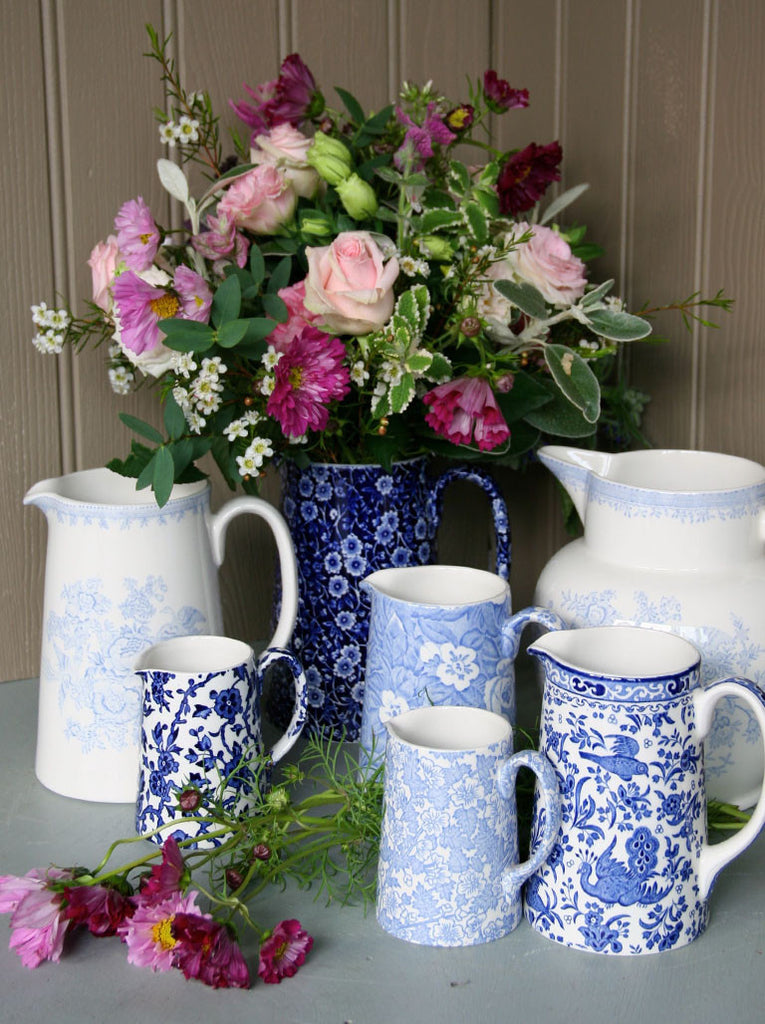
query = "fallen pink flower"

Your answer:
(257, 918), (313, 984)
(0, 867), (74, 969)
(64, 883), (134, 937)
(172, 913), (250, 989)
